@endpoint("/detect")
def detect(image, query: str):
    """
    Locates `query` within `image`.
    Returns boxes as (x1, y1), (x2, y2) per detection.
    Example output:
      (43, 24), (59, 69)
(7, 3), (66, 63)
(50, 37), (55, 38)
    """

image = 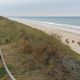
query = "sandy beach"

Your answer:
(11, 18), (80, 54)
